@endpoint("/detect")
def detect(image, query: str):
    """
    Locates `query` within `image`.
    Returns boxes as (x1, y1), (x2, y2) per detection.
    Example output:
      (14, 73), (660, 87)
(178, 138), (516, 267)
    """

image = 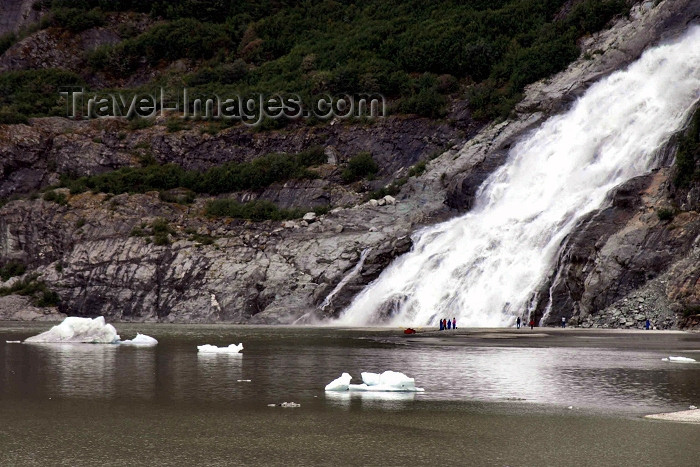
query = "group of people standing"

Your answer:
(439, 318), (456, 330)
(515, 316), (535, 329)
